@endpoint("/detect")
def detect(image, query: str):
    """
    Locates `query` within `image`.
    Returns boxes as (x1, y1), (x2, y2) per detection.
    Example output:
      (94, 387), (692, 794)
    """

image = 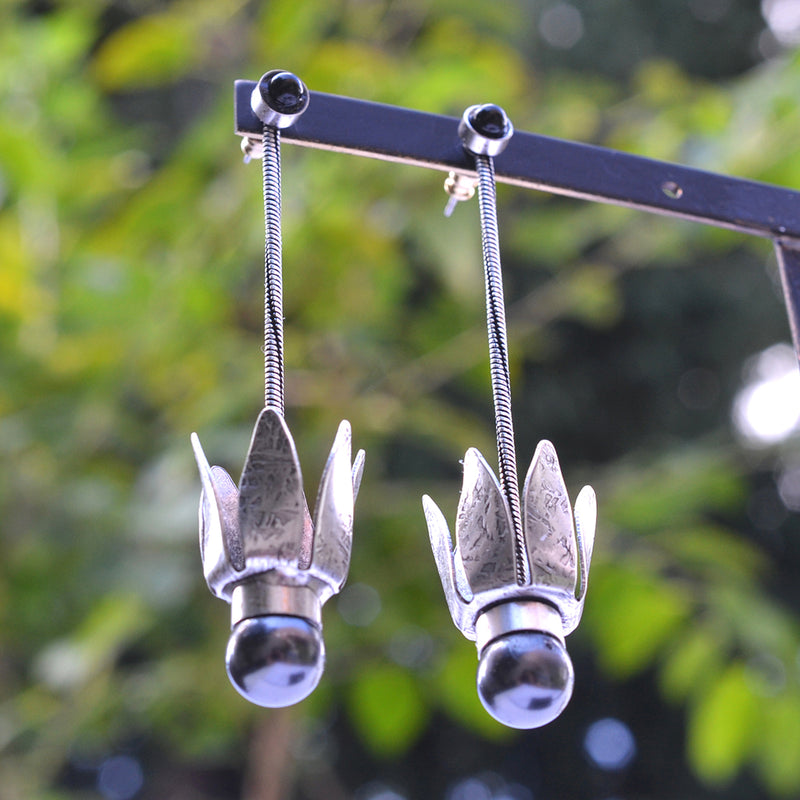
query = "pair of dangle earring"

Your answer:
(424, 105), (597, 729)
(191, 71), (364, 708)
(191, 72), (596, 728)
